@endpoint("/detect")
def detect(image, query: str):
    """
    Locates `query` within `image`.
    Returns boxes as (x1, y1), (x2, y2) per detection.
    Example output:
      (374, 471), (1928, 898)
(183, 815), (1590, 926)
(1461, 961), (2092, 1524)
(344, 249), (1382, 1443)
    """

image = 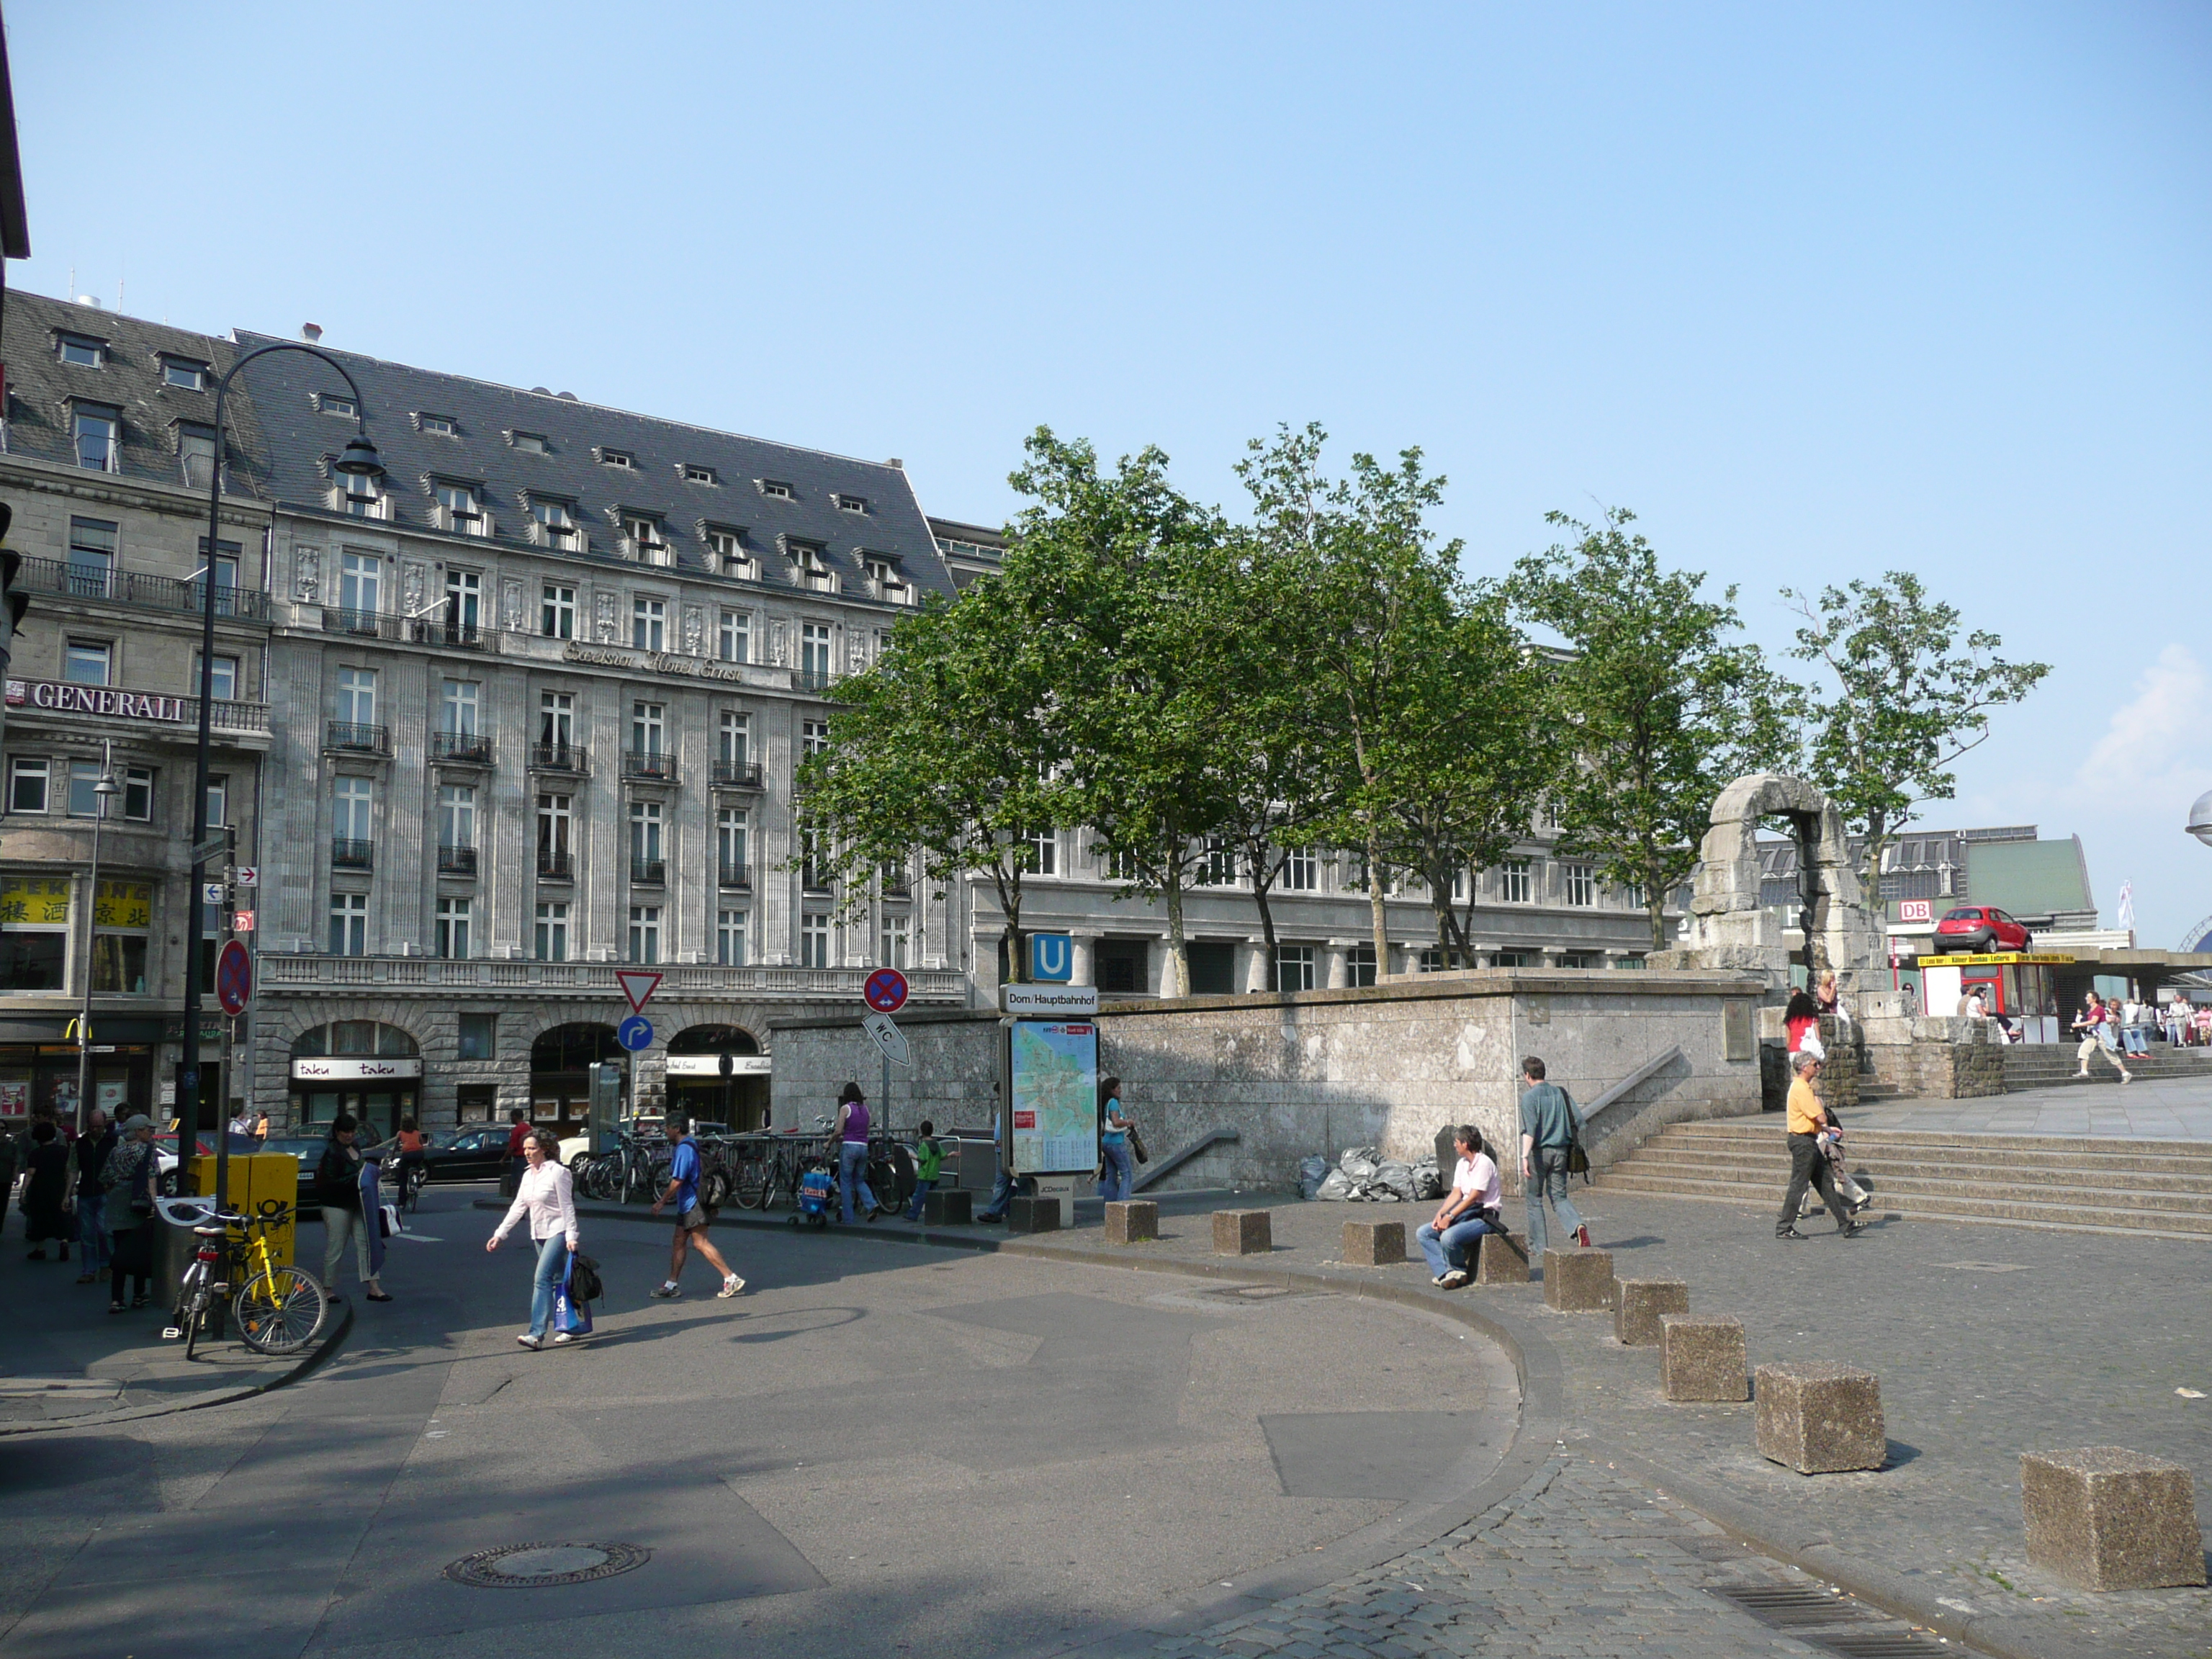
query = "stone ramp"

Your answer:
(1592, 1119), (2212, 1239)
